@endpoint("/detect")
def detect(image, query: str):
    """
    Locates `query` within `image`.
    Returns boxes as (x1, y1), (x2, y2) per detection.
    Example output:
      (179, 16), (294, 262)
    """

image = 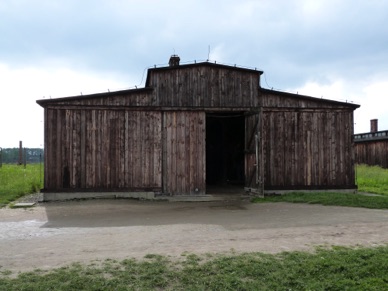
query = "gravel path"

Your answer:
(0, 198), (387, 273)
